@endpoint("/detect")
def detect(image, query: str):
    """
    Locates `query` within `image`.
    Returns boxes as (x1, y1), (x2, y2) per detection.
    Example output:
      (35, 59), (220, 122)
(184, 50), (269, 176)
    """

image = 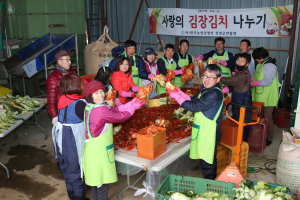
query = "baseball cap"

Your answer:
(144, 48), (158, 58)
(55, 50), (73, 61)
